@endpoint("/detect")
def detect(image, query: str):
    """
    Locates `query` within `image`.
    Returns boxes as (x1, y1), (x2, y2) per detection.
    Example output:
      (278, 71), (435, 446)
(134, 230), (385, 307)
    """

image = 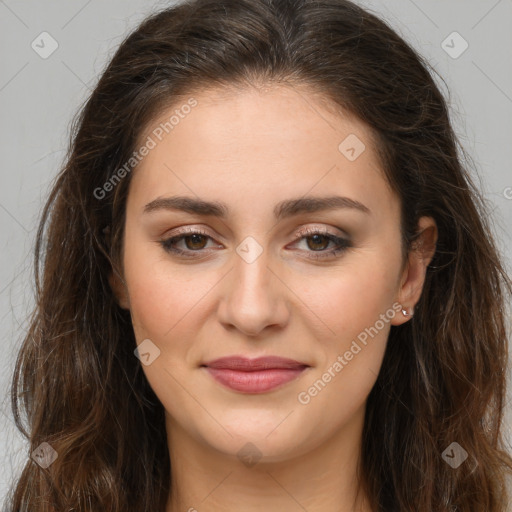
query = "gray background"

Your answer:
(1, 0), (511, 504)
